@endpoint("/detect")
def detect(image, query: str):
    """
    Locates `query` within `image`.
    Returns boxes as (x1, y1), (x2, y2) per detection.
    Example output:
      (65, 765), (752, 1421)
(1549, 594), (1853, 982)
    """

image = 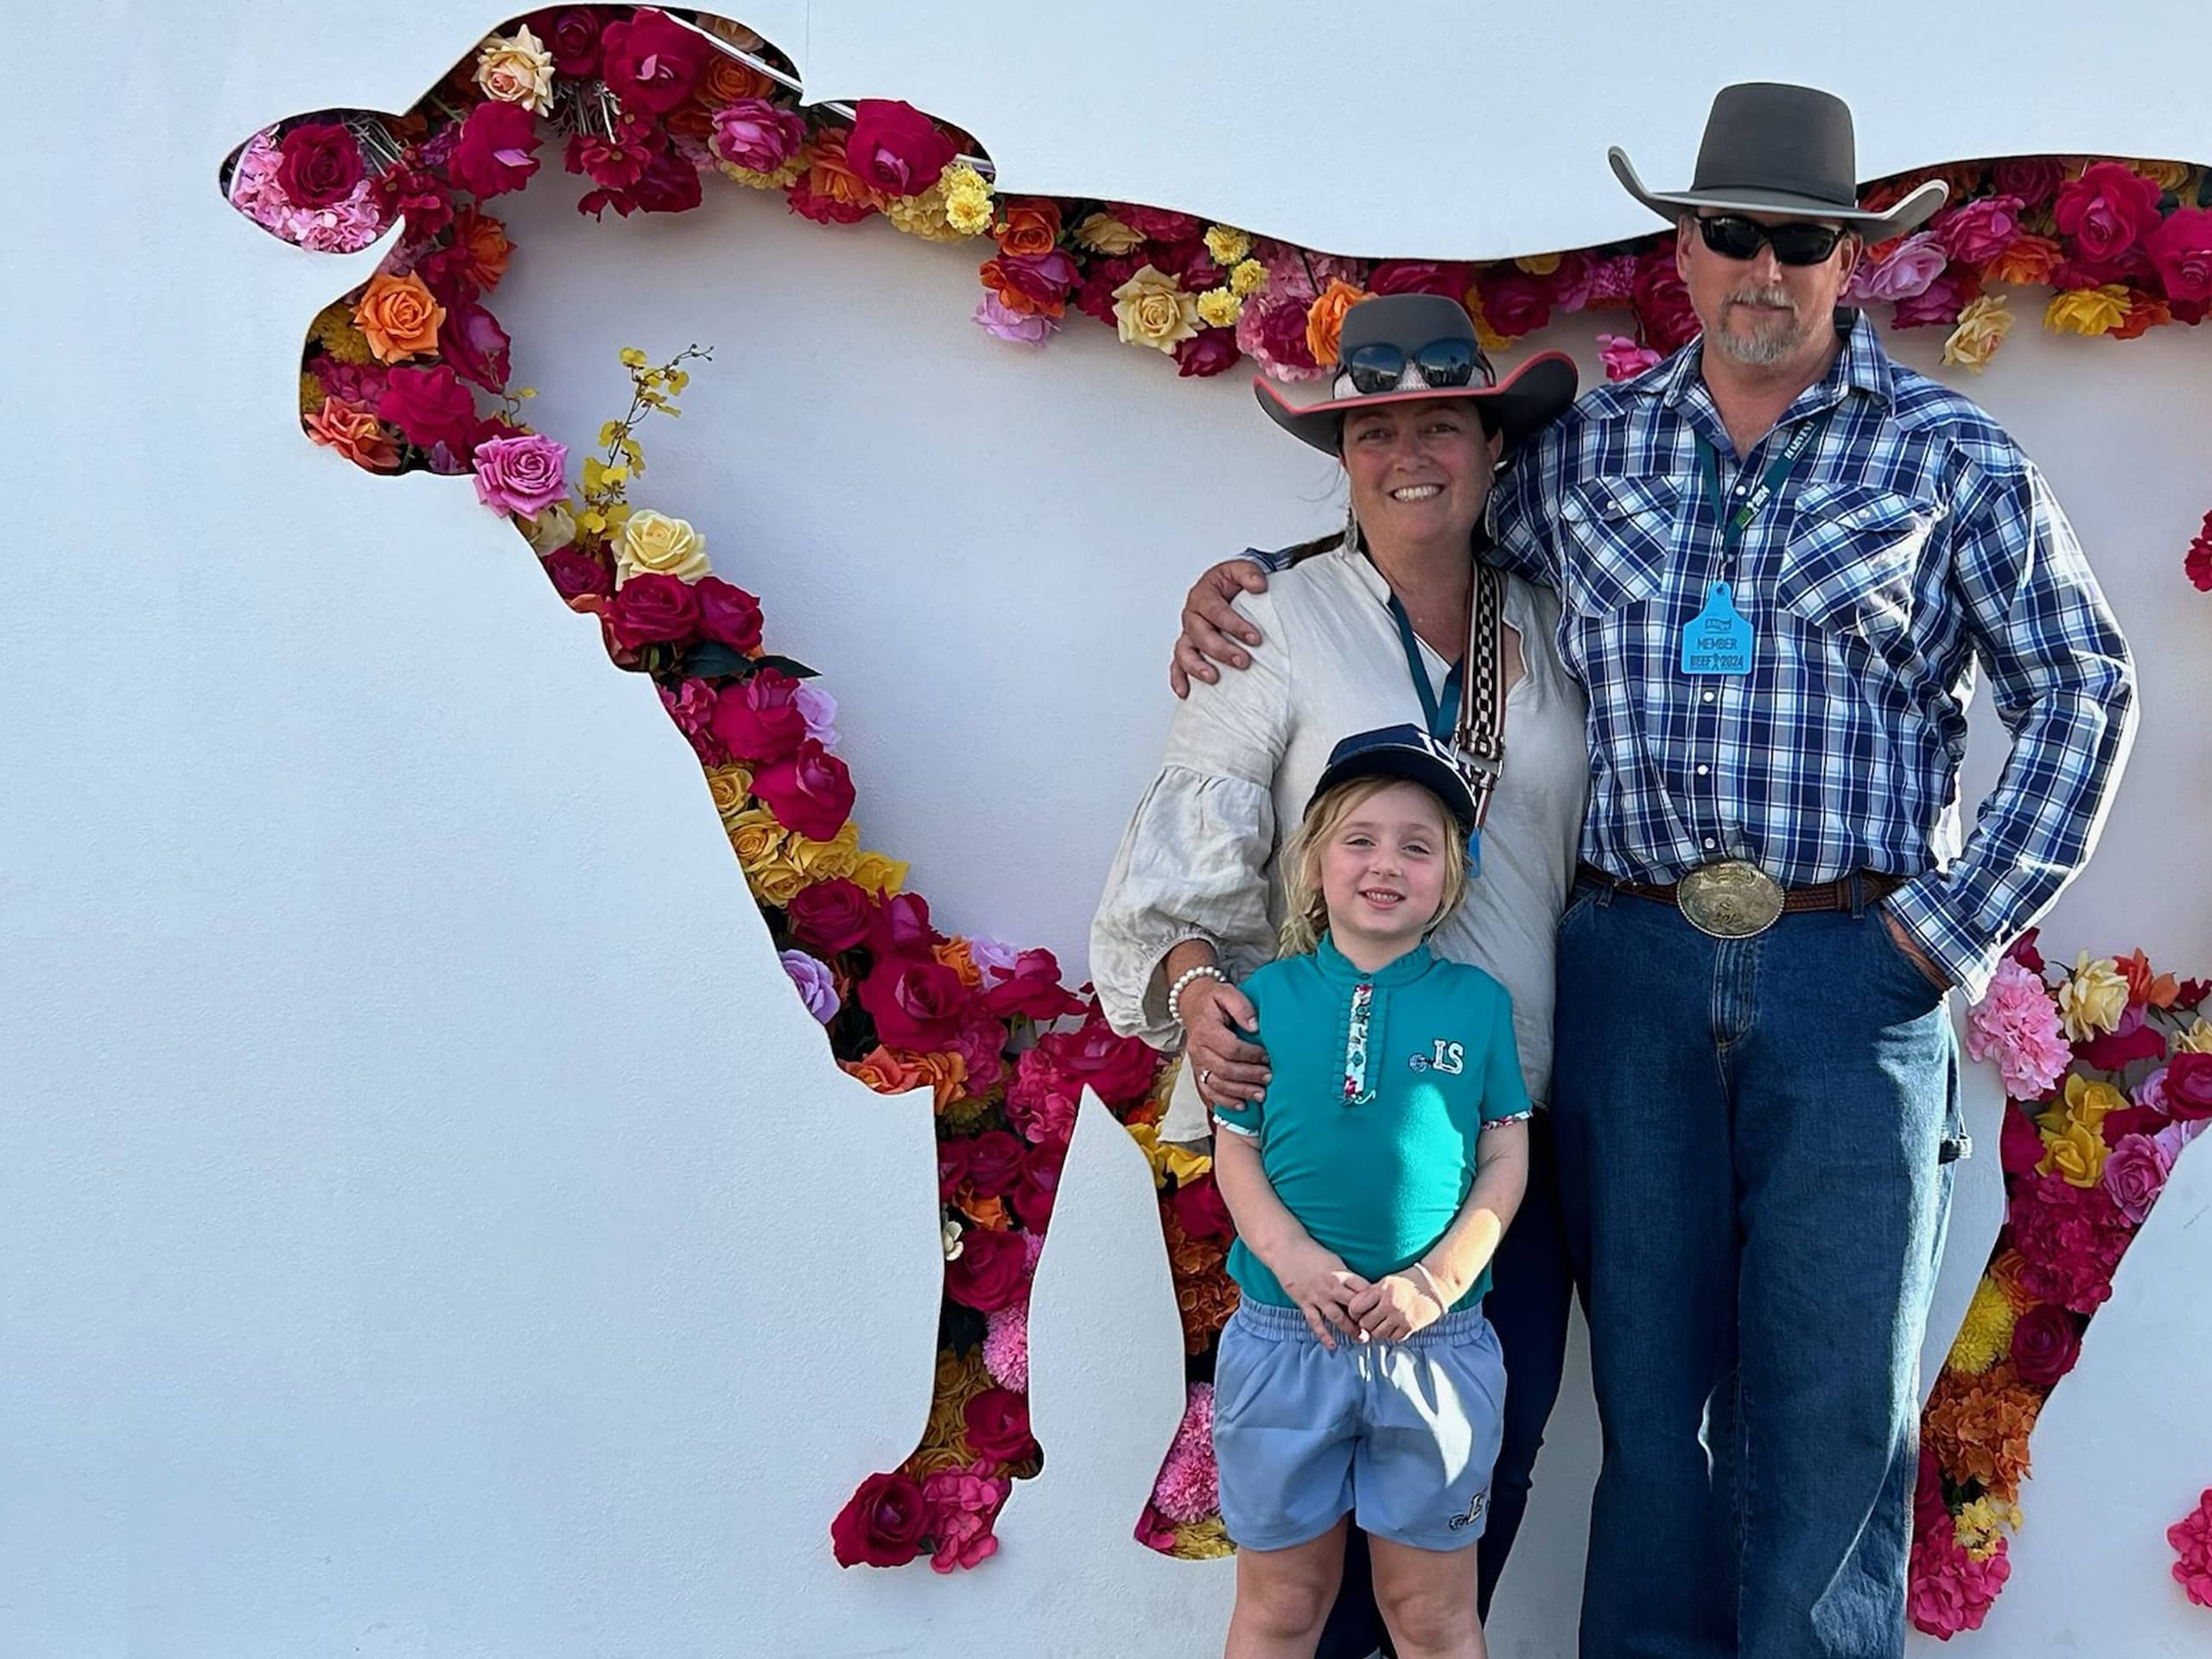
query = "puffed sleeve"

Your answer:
(1090, 586), (1295, 1048)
